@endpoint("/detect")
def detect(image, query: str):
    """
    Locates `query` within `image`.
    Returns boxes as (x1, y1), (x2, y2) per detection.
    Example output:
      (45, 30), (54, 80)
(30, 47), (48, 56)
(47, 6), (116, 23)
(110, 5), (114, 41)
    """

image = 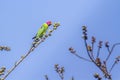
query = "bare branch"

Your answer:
(0, 46), (11, 51)
(91, 42), (95, 60)
(73, 52), (92, 62)
(106, 43), (120, 62)
(96, 47), (101, 58)
(96, 41), (103, 58)
(69, 47), (91, 62)
(109, 56), (120, 73)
